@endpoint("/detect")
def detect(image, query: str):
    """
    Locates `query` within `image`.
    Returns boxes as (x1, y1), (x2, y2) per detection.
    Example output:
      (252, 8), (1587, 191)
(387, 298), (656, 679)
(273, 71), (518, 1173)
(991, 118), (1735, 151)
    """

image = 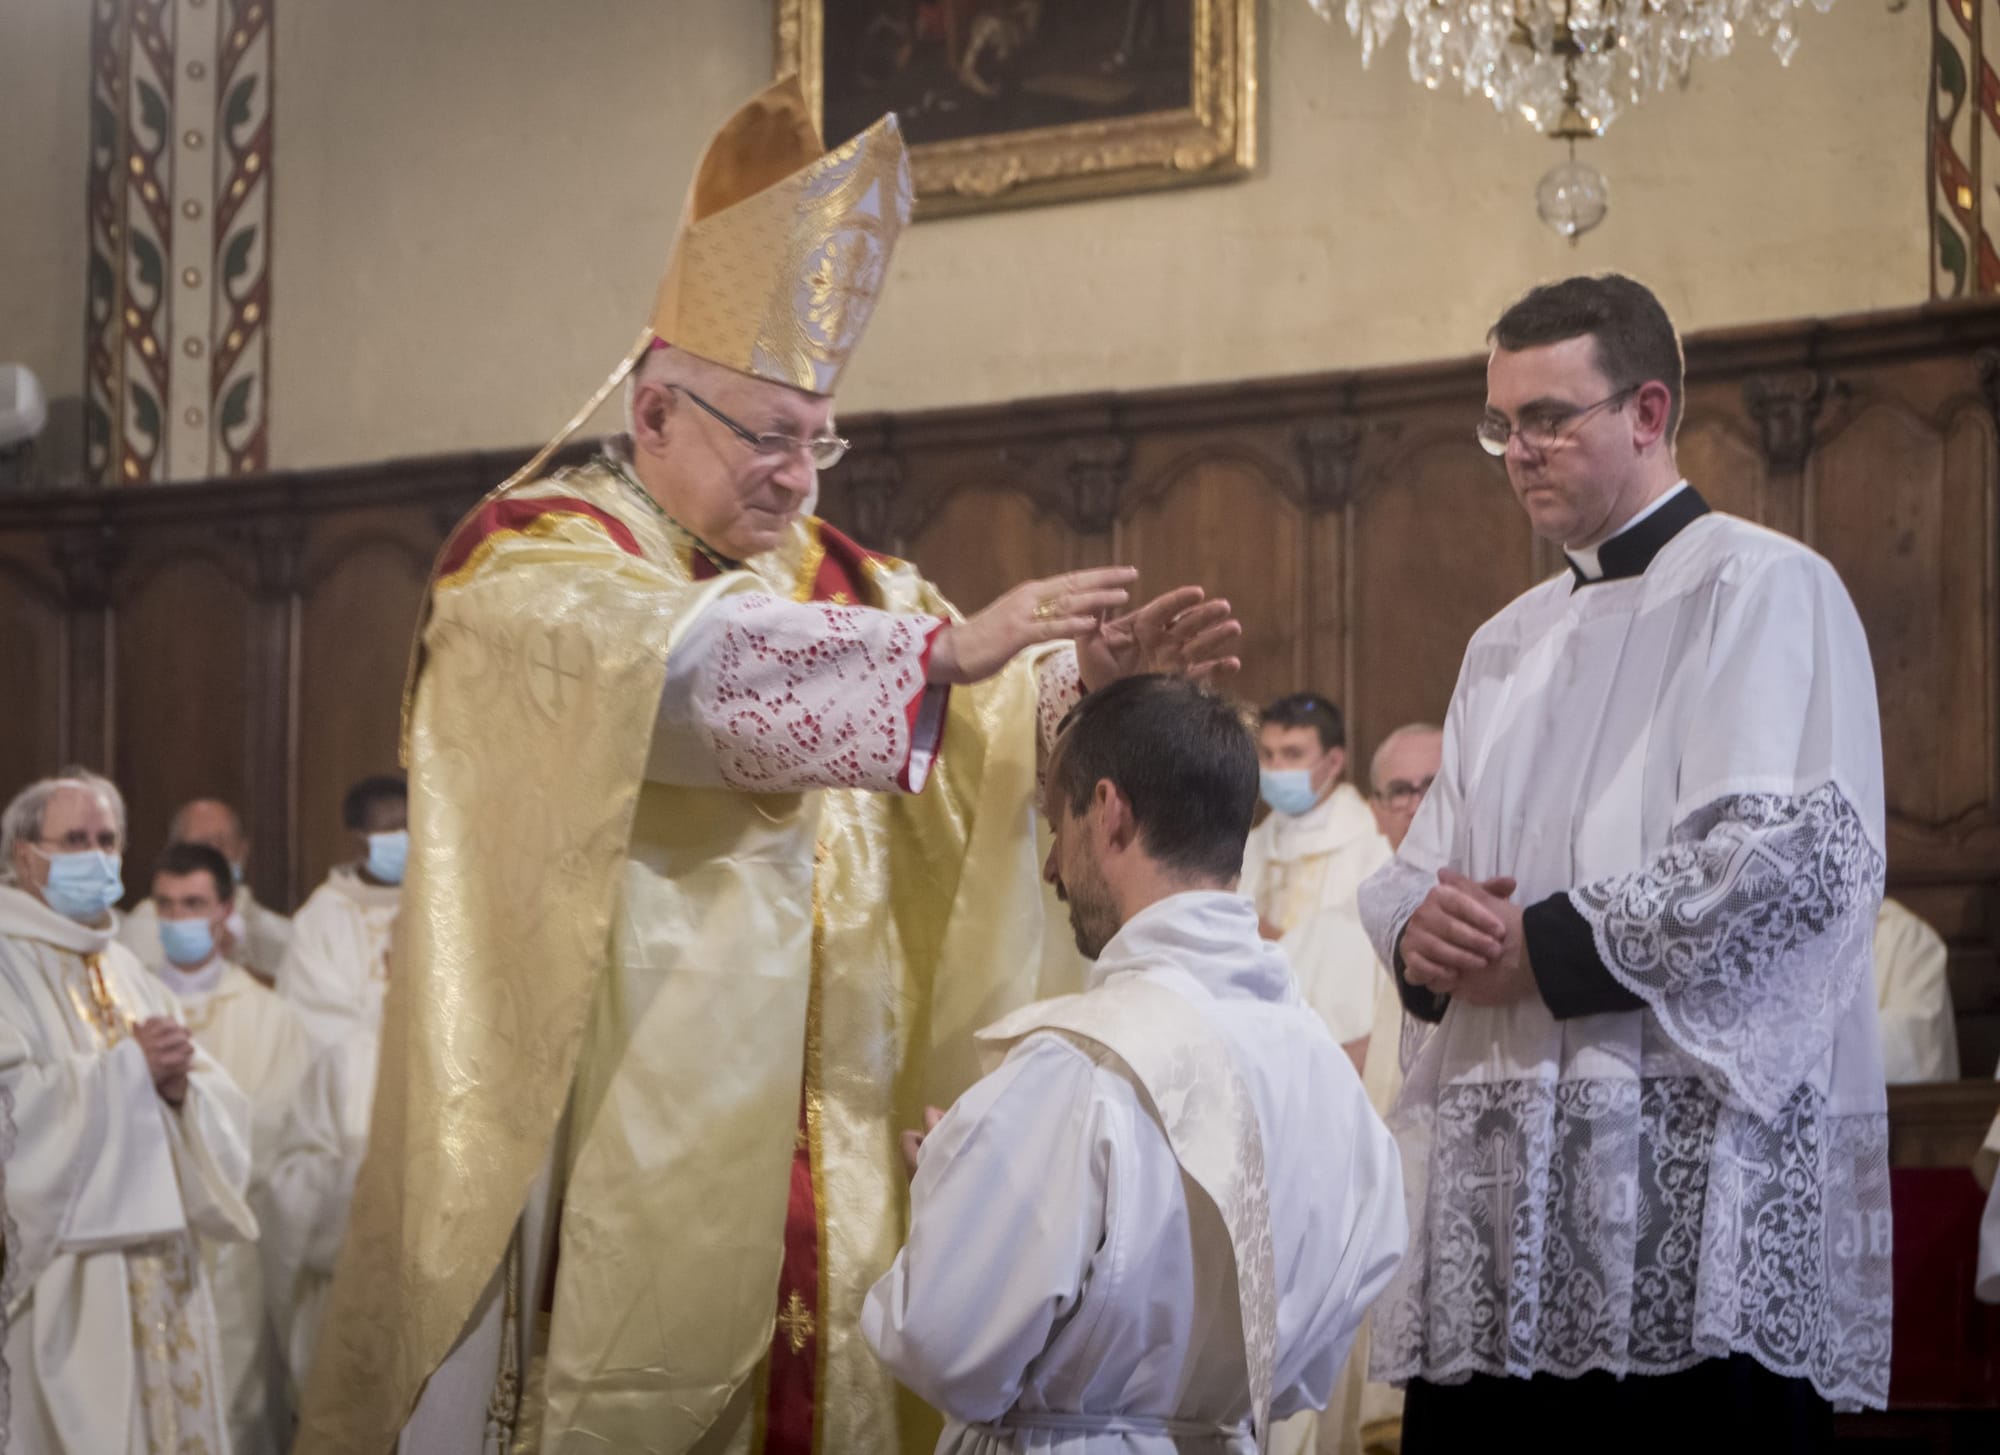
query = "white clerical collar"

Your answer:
(157, 956), (228, 999)
(1565, 480), (1691, 582)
